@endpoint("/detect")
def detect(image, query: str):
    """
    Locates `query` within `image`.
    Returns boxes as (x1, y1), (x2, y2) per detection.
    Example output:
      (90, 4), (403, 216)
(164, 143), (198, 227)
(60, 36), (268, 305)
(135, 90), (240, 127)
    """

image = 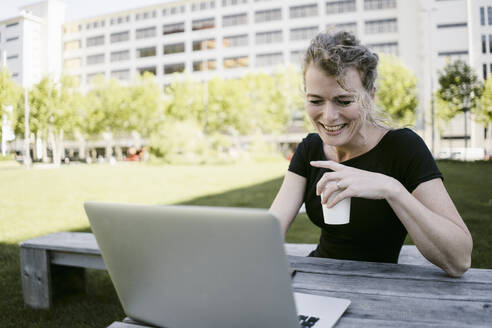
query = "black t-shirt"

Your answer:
(288, 128), (443, 263)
